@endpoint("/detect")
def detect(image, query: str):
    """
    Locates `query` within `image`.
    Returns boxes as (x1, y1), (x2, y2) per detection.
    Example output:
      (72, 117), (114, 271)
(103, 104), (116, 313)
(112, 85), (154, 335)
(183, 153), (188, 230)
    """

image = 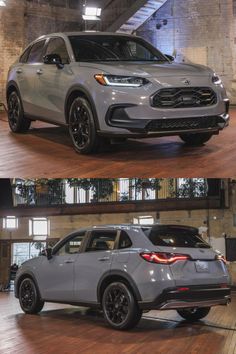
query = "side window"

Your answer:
(56, 233), (86, 256)
(27, 40), (46, 64)
(20, 46), (31, 63)
(45, 38), (70, 64)
(119, 231), (132, 249)
(86, 231), (117, 252)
